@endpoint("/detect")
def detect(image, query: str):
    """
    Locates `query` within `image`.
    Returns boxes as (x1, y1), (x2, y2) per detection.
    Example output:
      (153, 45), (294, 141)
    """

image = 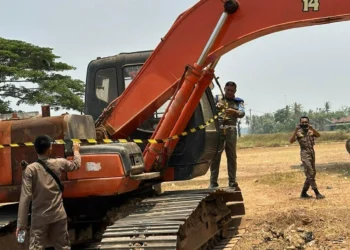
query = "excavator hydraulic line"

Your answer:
(197, 0), (239, 66)
(143, 64), (203, 172)
(143, 0), (239, 172)
(163, 68), (215, 159)
(163, 60), (219, 157)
